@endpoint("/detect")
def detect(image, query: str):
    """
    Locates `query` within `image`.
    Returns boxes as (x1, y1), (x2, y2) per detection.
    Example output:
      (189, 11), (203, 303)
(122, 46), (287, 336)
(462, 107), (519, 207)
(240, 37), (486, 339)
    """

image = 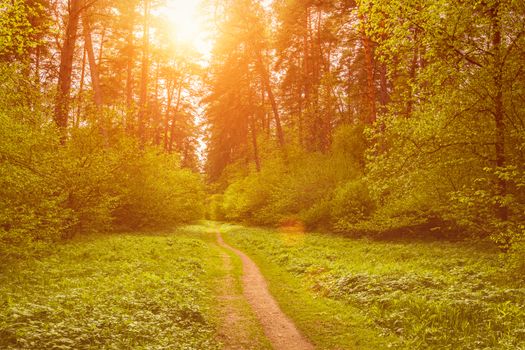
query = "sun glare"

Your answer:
(163, 0), (209, 56)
